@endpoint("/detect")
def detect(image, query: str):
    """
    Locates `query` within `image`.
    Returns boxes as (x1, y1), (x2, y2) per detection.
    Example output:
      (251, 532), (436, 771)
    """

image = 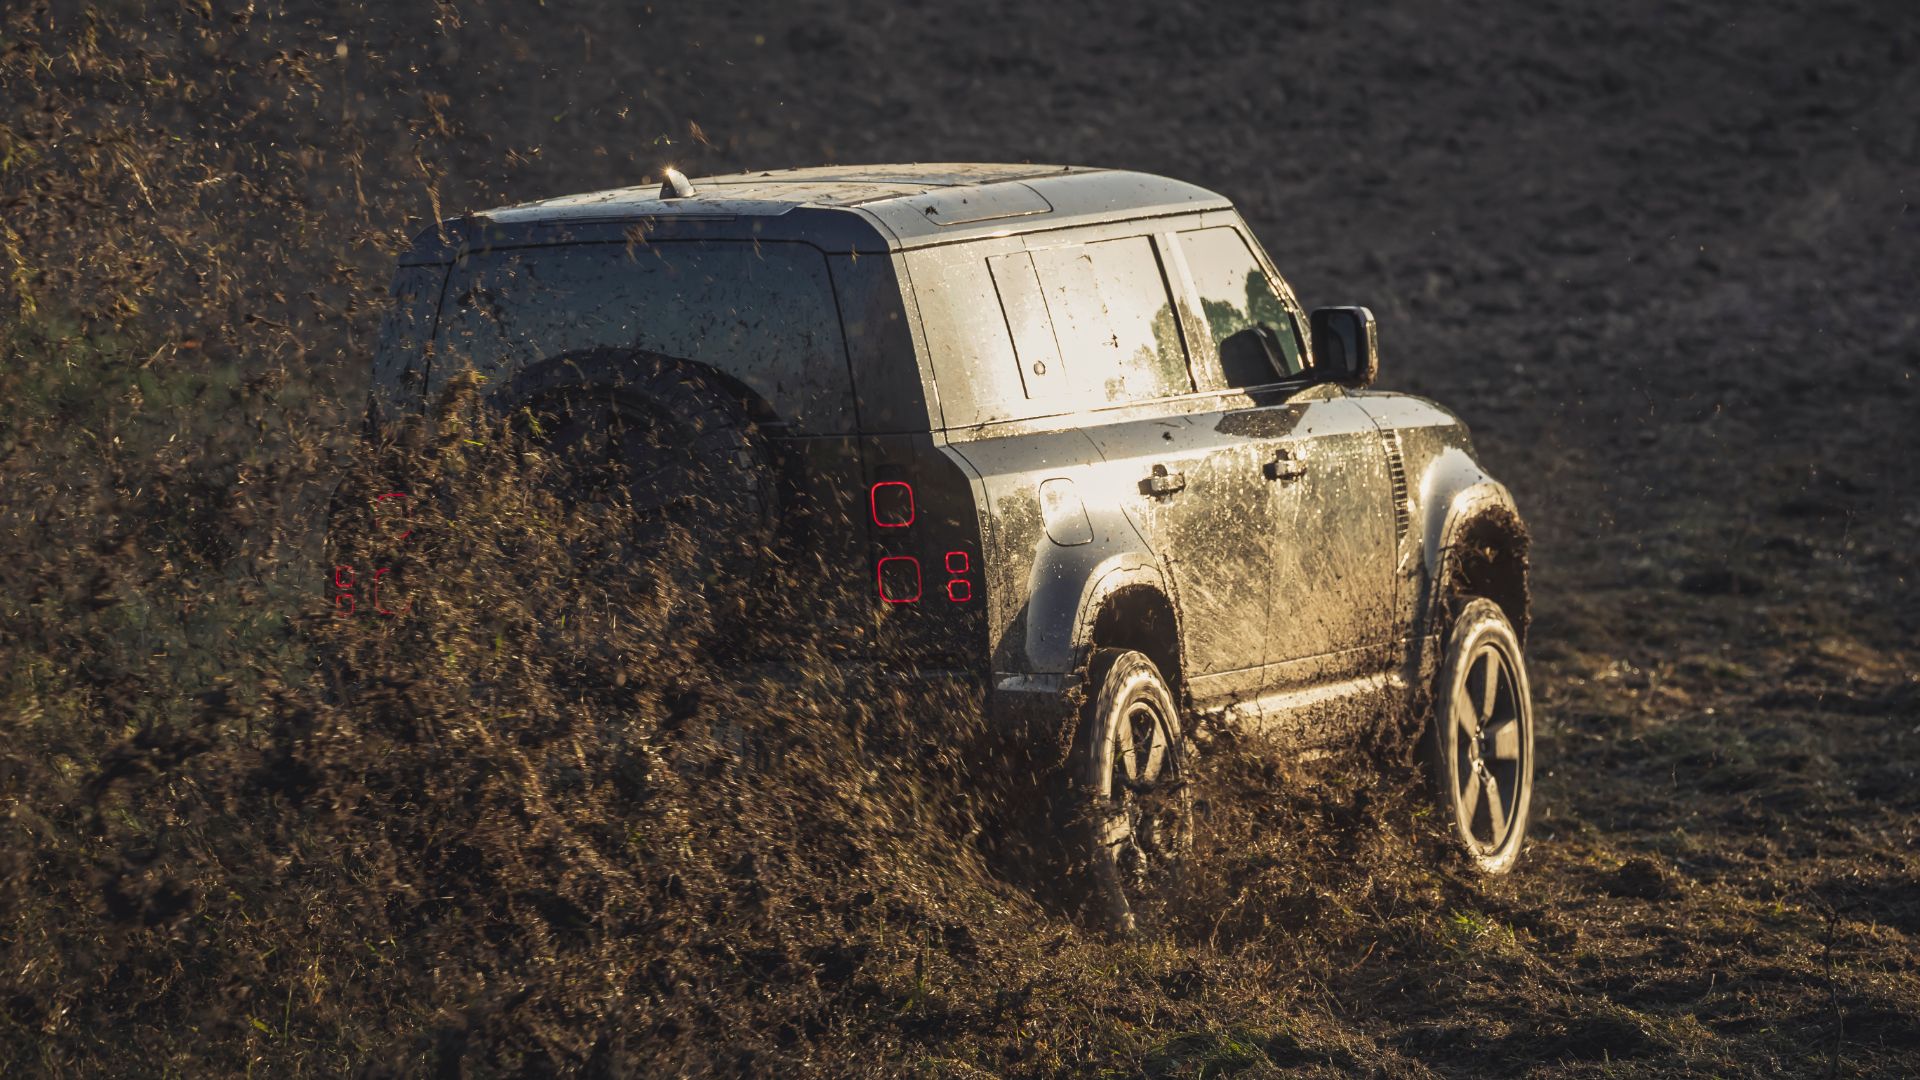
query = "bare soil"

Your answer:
(1, 1), (1915, 1076)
